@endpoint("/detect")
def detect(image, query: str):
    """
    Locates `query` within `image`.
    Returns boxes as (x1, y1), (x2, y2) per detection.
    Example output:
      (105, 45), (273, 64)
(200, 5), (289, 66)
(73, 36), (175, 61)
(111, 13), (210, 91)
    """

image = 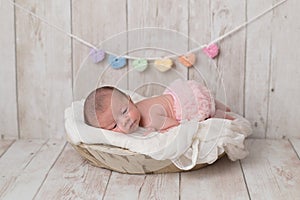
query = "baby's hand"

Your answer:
(158, 128), (172, 133)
